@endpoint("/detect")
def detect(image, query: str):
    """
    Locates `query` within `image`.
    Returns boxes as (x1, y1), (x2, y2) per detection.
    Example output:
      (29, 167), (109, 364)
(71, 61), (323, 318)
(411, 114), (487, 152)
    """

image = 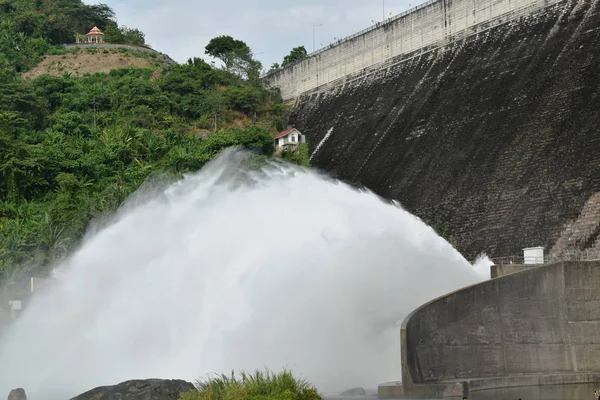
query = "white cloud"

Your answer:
(84, 0), (418, 69)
